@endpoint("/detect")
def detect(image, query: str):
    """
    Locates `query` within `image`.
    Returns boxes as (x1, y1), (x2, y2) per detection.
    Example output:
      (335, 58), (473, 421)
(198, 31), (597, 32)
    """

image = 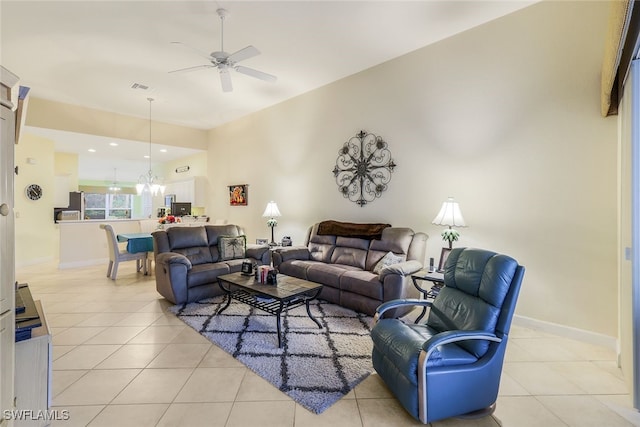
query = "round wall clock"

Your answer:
(25, 184), (43, 201)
